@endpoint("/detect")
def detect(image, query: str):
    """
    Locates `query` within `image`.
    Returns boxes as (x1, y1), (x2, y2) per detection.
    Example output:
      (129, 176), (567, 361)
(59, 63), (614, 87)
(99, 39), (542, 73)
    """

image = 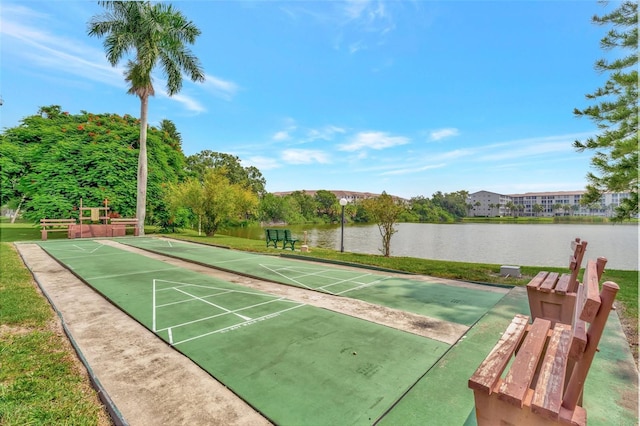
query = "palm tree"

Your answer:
(532, 204), (544, 217)
(88, 1), (204, 235)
